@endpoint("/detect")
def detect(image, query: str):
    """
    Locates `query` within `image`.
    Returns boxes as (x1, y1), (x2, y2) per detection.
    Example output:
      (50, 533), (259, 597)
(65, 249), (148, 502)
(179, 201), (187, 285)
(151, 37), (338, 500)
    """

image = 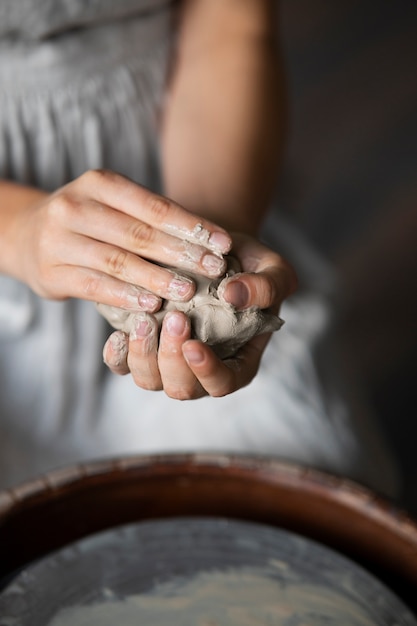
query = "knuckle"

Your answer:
(165, 388), (192, 401)
(128, 220), (154, 250)
(81, 273), (102, 297)
(210, 384), (232, 398)
(164, 379), (197, 400)
(81, 168), (111, 186)
(106, 248), (129, 276)
(146, 194), (172, 223)
(49, 192), (78, 223)
(133, 376), (163, 392)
